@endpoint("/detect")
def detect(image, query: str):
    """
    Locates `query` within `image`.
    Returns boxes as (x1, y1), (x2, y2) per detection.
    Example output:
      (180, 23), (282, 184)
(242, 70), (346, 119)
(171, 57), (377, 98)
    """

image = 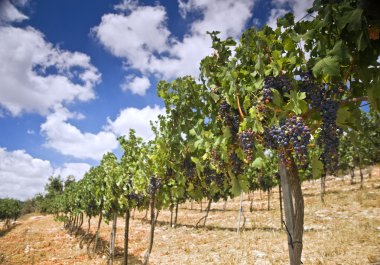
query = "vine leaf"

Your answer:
(312, 56), (340, 78)
(367, 77), (380, 112)
(251, 157), (264, 169)
(337, 8), (363, 32)
(328, 40), (351, 63)
(312, 156), (324, 179)
(284, 90), (308, 115)
(336, 106), (351, 129)
(272, 89), (284, 107)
